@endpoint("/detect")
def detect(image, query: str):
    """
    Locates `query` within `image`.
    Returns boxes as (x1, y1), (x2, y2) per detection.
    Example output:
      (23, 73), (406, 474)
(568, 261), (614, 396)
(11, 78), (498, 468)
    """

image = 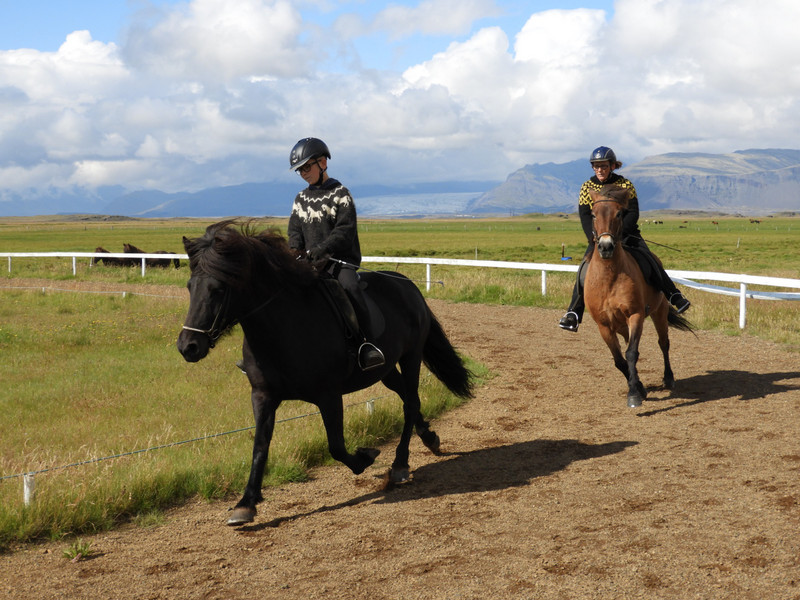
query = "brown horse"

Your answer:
(123, 243), (181, 268)
(583, 185), (693, 408)
(90, 247), (136, 267)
